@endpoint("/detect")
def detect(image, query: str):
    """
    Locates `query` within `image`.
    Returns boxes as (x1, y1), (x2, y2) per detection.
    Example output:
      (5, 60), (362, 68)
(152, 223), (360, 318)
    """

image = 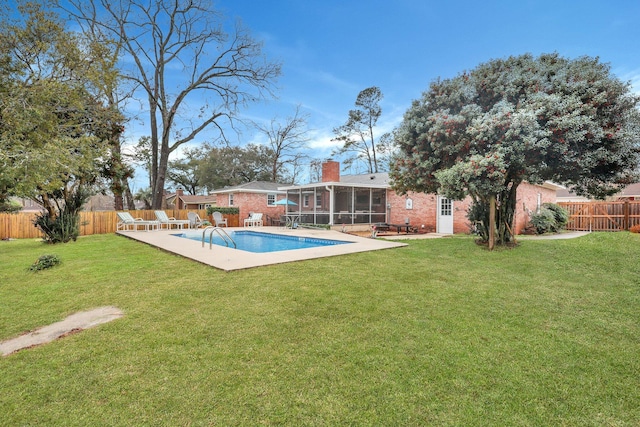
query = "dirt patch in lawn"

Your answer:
(0, 306), (124, 356)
